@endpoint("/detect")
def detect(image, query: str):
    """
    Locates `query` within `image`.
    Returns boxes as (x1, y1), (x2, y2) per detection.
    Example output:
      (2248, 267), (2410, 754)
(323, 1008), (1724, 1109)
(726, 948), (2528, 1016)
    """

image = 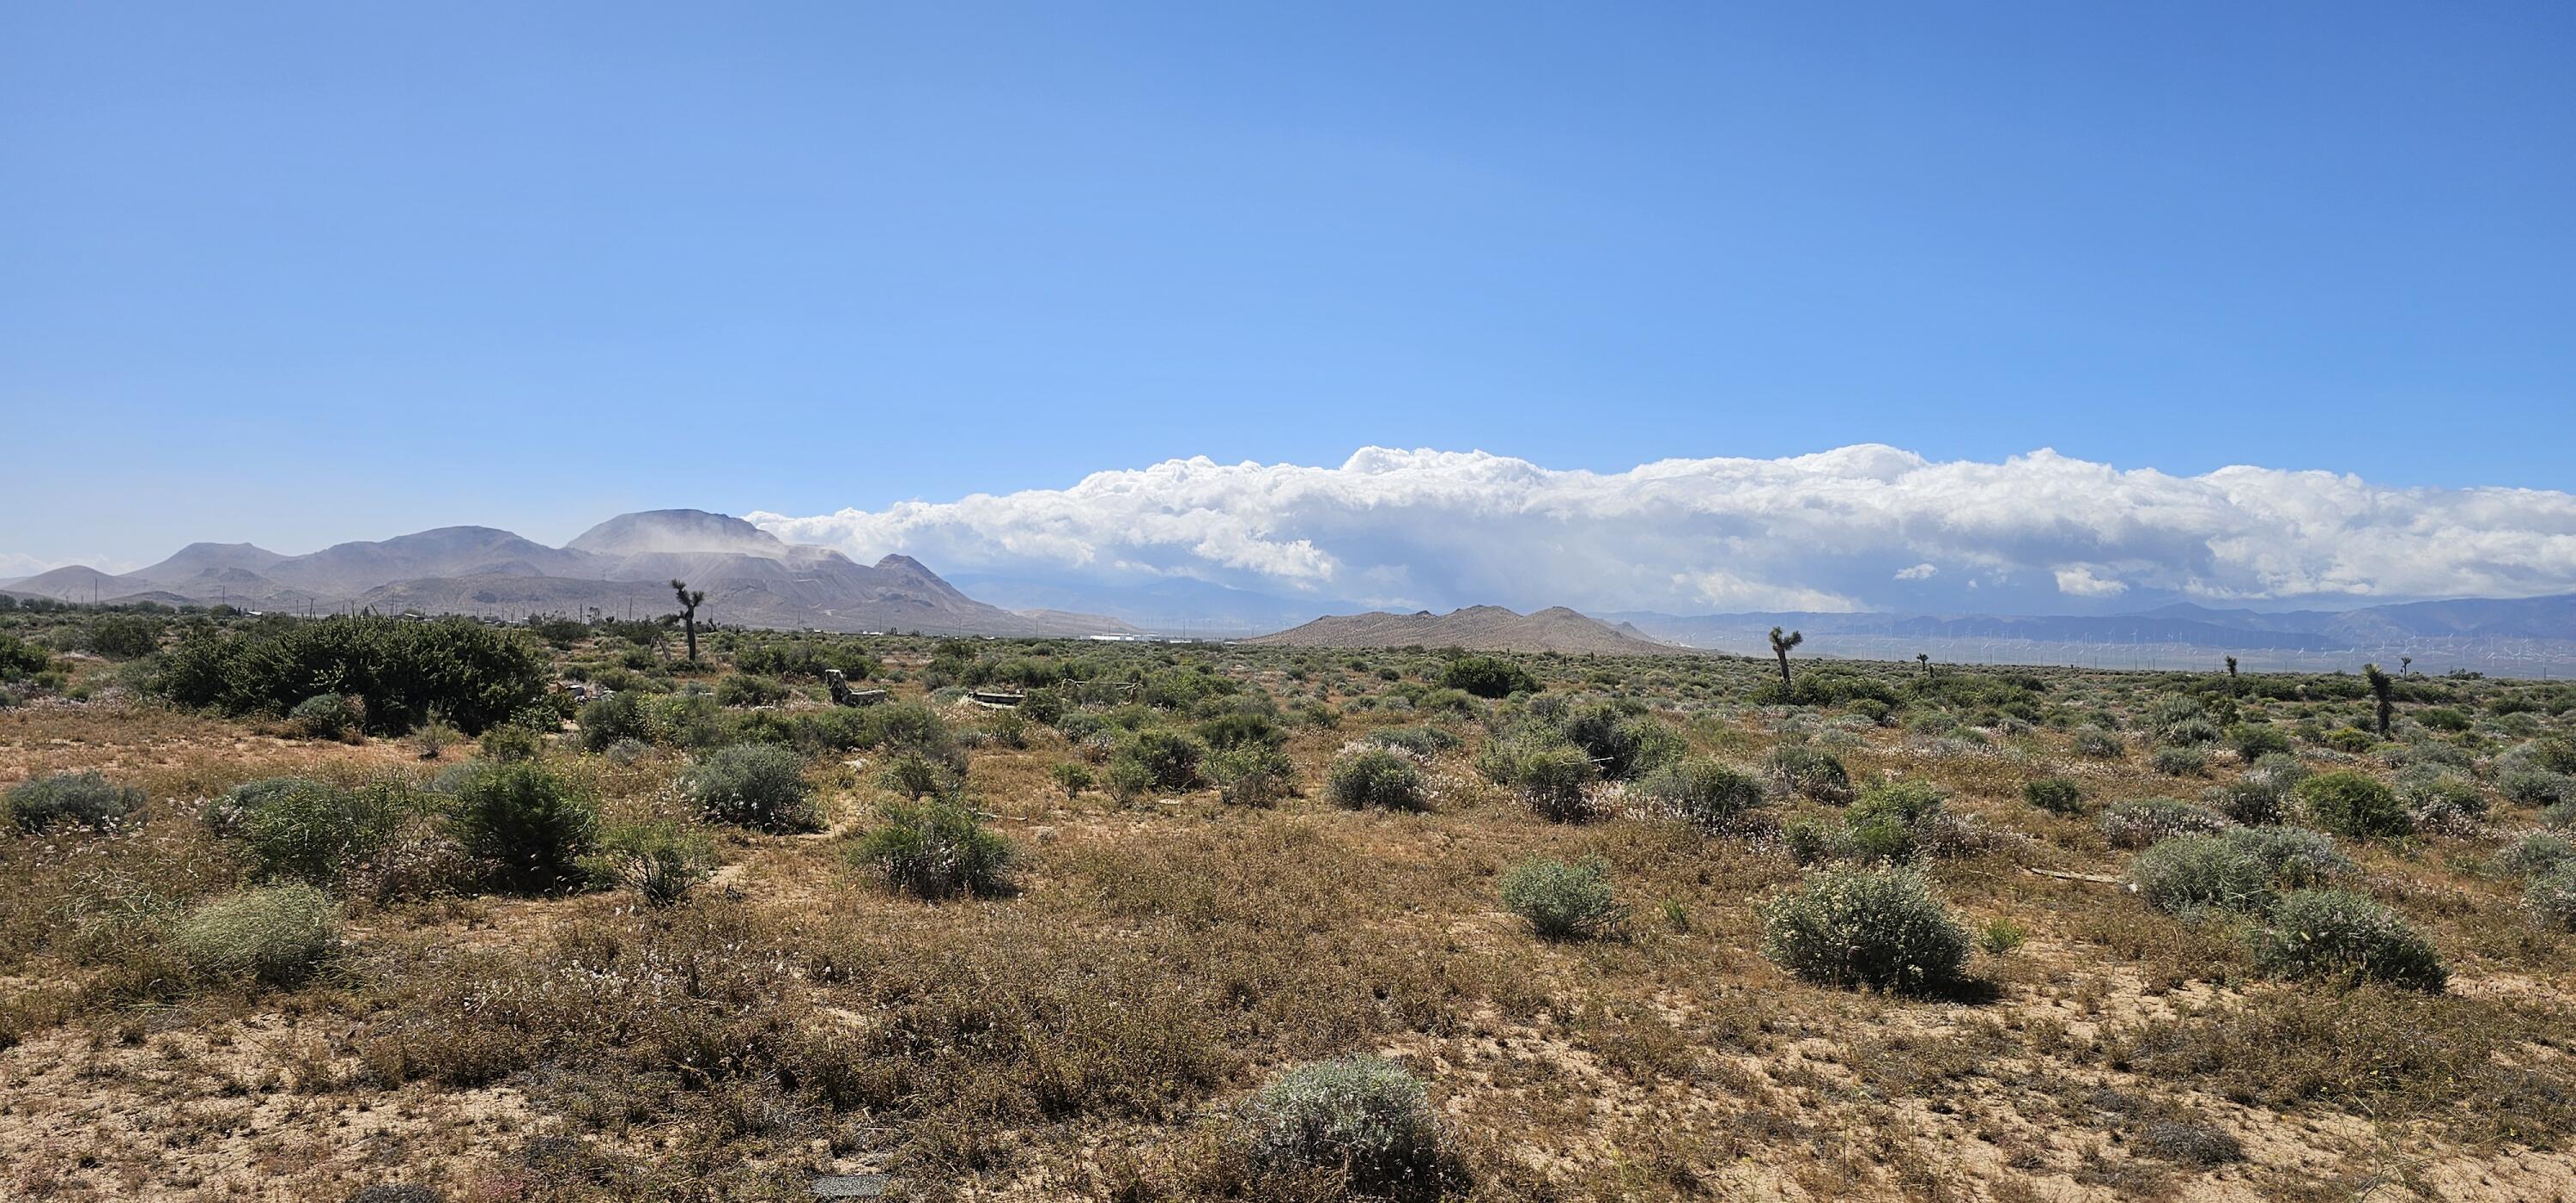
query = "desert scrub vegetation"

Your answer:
(2251, 889), (2447, 991)
(2295, 769), (2412, 838)
(1239, 1056), (1453, 1199)
(682, 741), (820, 831)
(1760, 865), (1972, 994)
(849, 798), (1014, 898)
(7, 769), (143, 832)
(582, 819), (717, 907)
(1498, 855), (1627, 939)
(172, 883), (342, 987)
(1325, 746), (1427, 811)
(154, 614), (550, 733)
(441, 761), (599, 892)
